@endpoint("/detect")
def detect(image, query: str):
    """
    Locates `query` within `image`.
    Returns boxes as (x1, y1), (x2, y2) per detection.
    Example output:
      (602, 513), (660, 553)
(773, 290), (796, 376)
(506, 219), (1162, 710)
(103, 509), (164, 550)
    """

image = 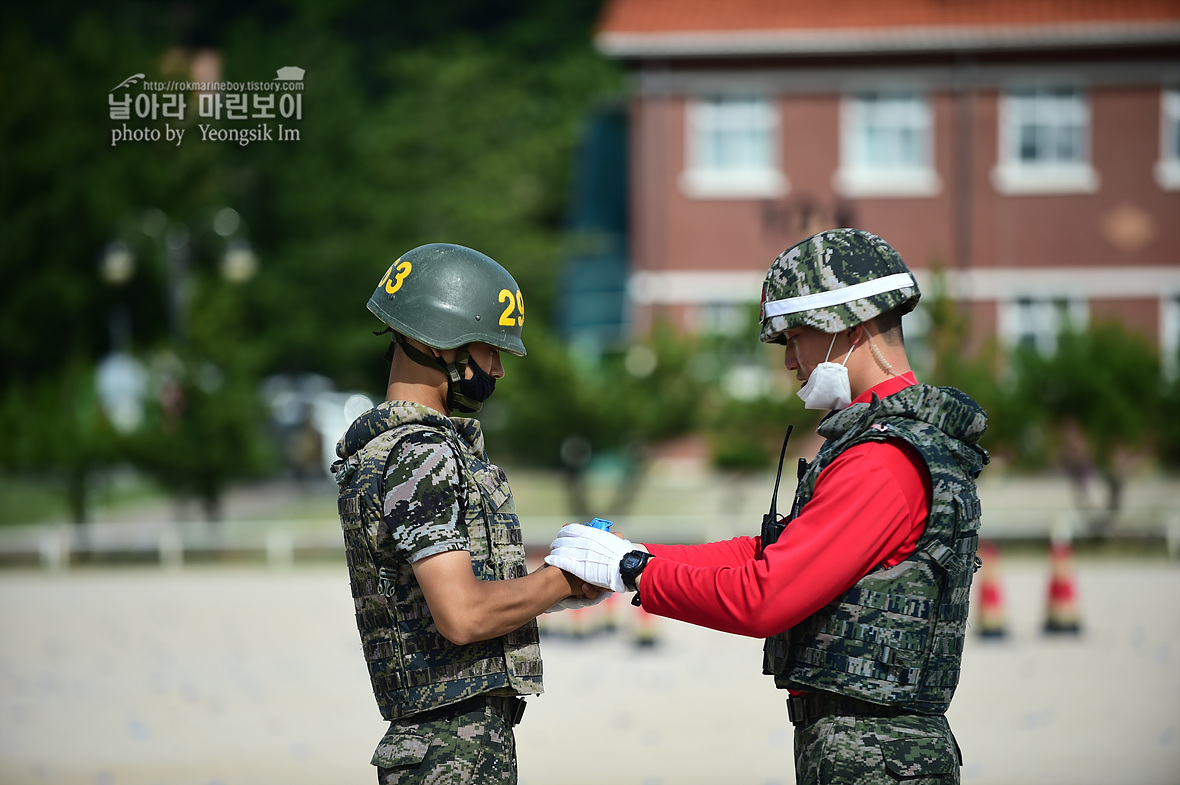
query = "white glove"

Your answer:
(545, 523), (646, 593)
